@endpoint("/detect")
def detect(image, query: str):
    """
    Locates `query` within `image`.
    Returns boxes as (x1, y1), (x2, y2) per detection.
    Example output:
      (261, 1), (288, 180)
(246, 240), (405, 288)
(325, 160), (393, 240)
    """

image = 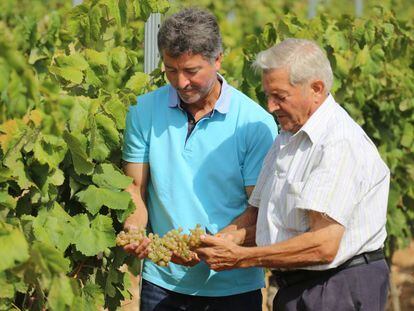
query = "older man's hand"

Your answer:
(195, 235), (245, 271)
